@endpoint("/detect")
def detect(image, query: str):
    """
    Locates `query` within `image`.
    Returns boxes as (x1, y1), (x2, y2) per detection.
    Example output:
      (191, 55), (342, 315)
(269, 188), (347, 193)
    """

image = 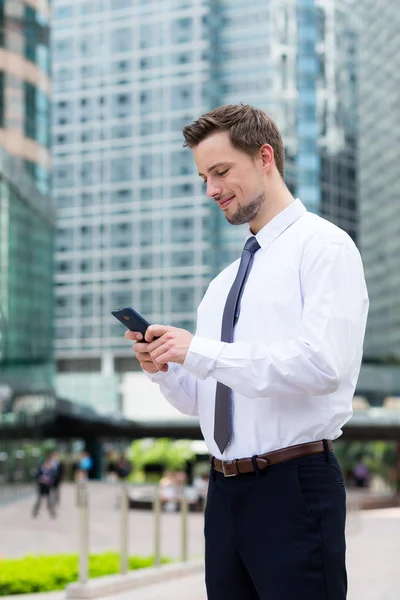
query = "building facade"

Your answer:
(0, 149), (54, 395)
(0, 0), (51, 195)
(0, 0), (53, 397)
(355, 0), (400, 360)
(52, 0), (358, 410)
